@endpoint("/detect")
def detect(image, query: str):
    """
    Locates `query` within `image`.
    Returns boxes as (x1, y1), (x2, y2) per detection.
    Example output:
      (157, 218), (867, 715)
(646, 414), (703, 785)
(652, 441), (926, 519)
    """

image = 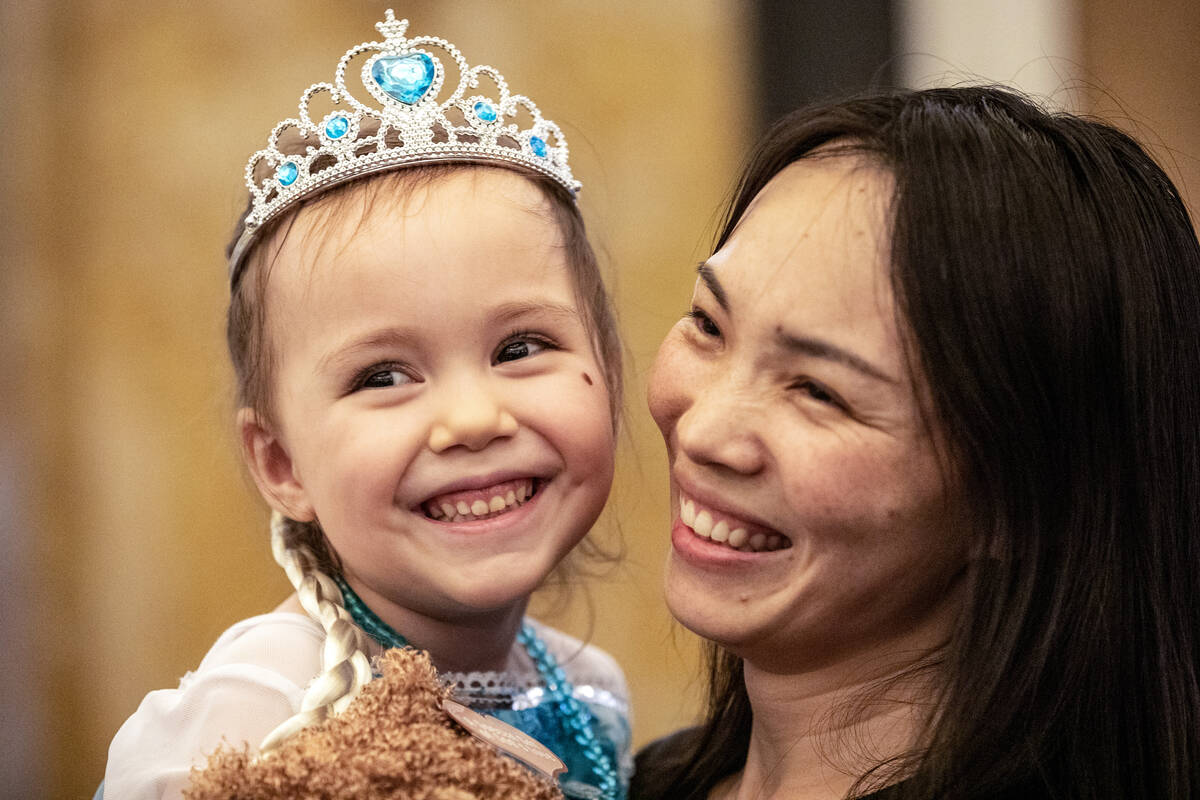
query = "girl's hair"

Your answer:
(665, 87), (1200, 799)
(225, 163), (623, 750)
